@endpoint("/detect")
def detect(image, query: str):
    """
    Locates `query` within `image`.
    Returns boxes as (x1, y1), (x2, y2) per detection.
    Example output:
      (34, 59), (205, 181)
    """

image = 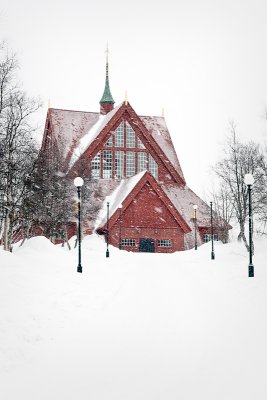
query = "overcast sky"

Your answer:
(1, 0), (267, 197)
